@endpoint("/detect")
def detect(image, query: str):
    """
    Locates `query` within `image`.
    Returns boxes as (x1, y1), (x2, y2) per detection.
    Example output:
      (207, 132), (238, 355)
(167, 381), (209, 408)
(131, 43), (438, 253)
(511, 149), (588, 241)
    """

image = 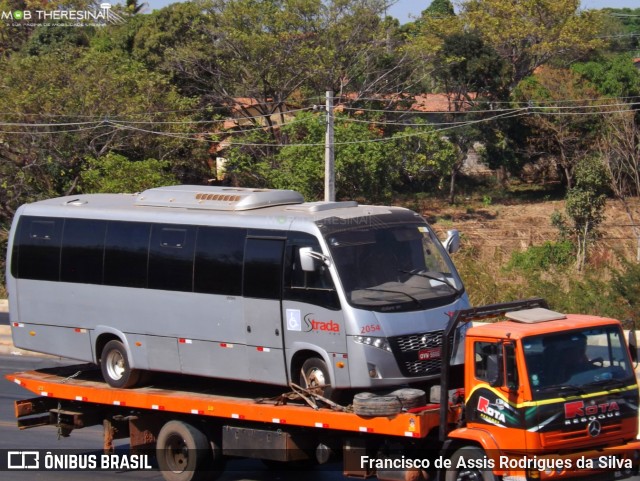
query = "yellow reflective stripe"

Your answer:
(465, 383), (638, 409)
